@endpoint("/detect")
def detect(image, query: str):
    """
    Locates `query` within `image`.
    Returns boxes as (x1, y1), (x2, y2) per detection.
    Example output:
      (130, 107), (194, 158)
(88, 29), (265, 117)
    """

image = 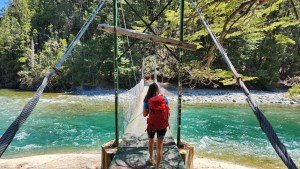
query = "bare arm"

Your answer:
(143, 109), (149, 117)
(167, 106), (170, 120)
